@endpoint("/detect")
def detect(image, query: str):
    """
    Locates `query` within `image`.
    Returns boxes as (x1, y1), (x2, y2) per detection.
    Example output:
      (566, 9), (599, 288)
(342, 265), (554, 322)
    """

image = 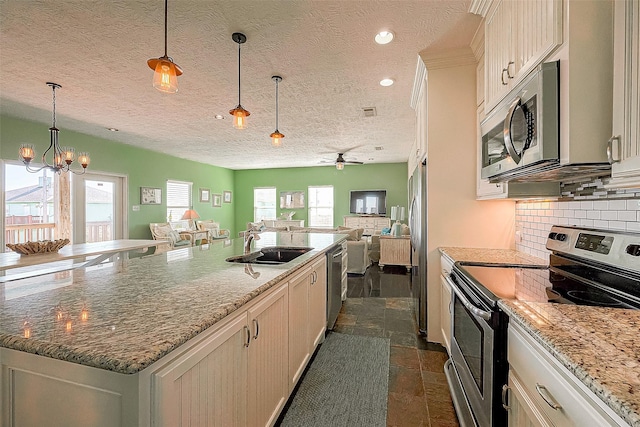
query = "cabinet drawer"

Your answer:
(508, 323), (626, 426)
